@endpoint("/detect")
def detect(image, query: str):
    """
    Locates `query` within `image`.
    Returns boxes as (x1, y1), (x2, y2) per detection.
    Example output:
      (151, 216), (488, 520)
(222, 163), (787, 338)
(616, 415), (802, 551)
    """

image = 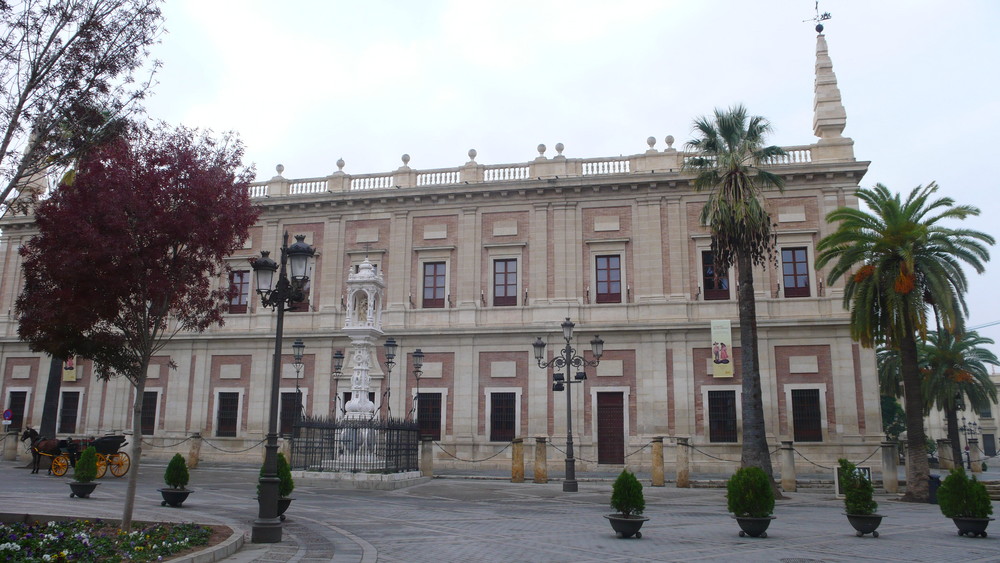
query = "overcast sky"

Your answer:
(143, 1), (1000, 350)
